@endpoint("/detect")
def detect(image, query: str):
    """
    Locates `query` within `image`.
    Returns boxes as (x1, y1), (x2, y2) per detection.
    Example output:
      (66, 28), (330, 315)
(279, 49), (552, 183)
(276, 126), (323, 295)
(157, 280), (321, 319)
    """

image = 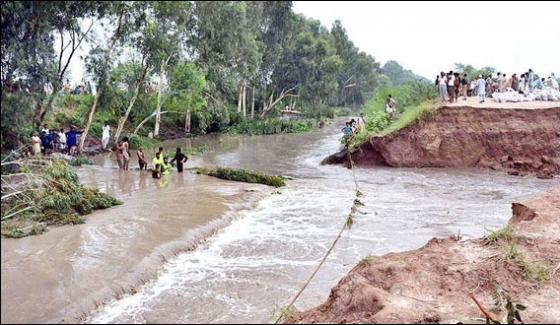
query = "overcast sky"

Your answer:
(293, 1), (560, 79)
